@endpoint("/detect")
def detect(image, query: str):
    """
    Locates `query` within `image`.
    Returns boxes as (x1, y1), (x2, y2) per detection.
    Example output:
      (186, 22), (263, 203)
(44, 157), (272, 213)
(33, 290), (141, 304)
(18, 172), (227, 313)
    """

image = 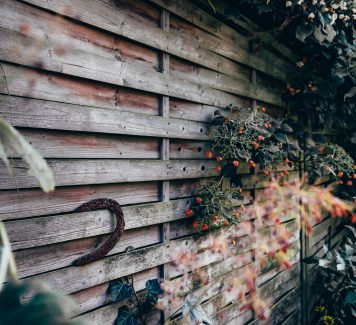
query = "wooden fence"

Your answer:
(0, 0), (345, 324)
